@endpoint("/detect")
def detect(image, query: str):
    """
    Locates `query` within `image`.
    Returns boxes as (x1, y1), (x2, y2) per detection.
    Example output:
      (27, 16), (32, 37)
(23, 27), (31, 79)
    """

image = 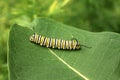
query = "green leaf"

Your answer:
(8, 18), (120, 80)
